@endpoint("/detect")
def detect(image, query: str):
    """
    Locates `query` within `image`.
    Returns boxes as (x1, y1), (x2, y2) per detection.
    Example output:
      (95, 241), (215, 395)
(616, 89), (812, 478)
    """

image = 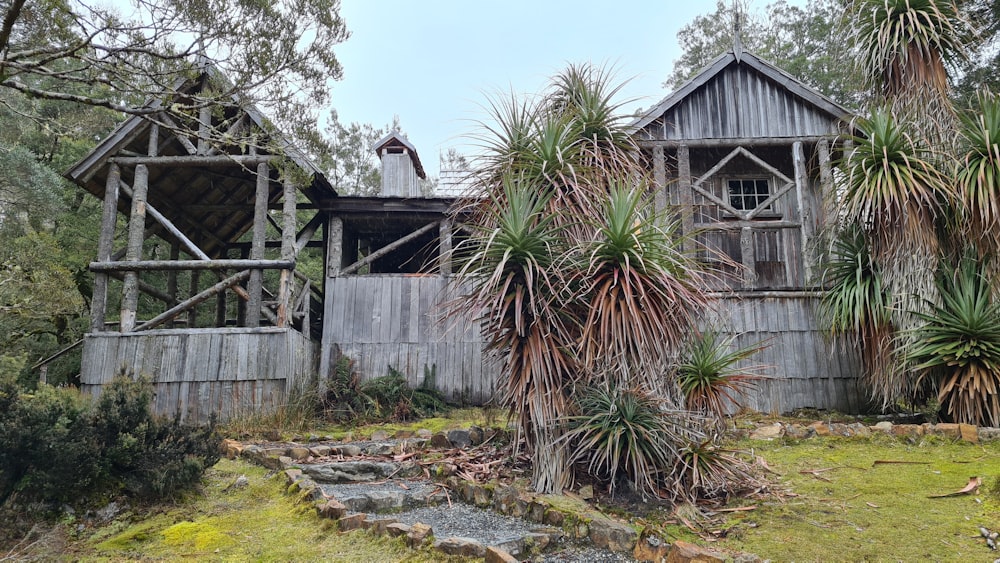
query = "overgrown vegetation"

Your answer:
(677, 332), (763, 420)
(0, 371), (220, 509)
(322, 358), (450, 424)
